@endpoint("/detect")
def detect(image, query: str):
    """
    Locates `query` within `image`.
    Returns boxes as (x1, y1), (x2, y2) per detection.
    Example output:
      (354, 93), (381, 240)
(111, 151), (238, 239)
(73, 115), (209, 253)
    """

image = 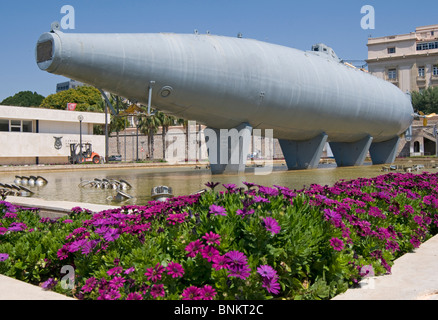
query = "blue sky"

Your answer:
(0, 0), (437, 101)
